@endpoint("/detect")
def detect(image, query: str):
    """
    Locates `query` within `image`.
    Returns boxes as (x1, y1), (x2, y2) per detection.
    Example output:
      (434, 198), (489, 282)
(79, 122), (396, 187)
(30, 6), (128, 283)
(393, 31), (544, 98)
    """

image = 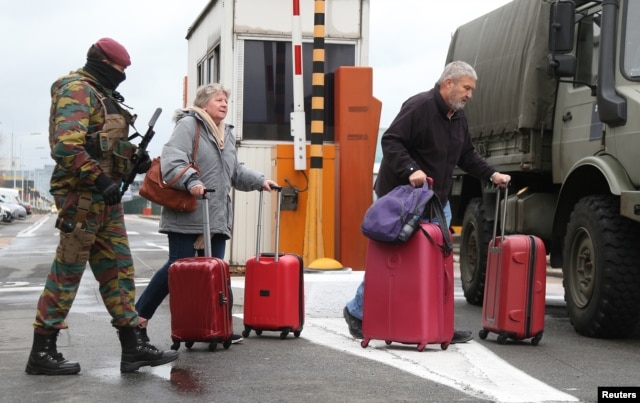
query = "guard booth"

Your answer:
(185, 0), (379, 271)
